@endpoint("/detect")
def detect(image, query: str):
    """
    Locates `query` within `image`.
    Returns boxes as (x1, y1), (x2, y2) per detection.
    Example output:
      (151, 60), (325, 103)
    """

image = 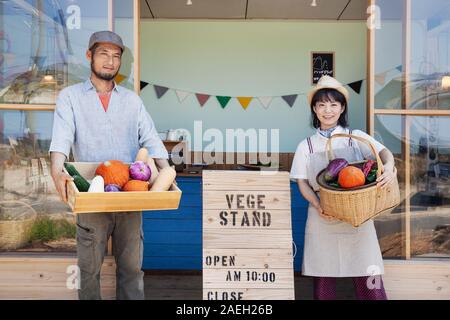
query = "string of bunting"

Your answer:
(115, 65), (402, 110)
